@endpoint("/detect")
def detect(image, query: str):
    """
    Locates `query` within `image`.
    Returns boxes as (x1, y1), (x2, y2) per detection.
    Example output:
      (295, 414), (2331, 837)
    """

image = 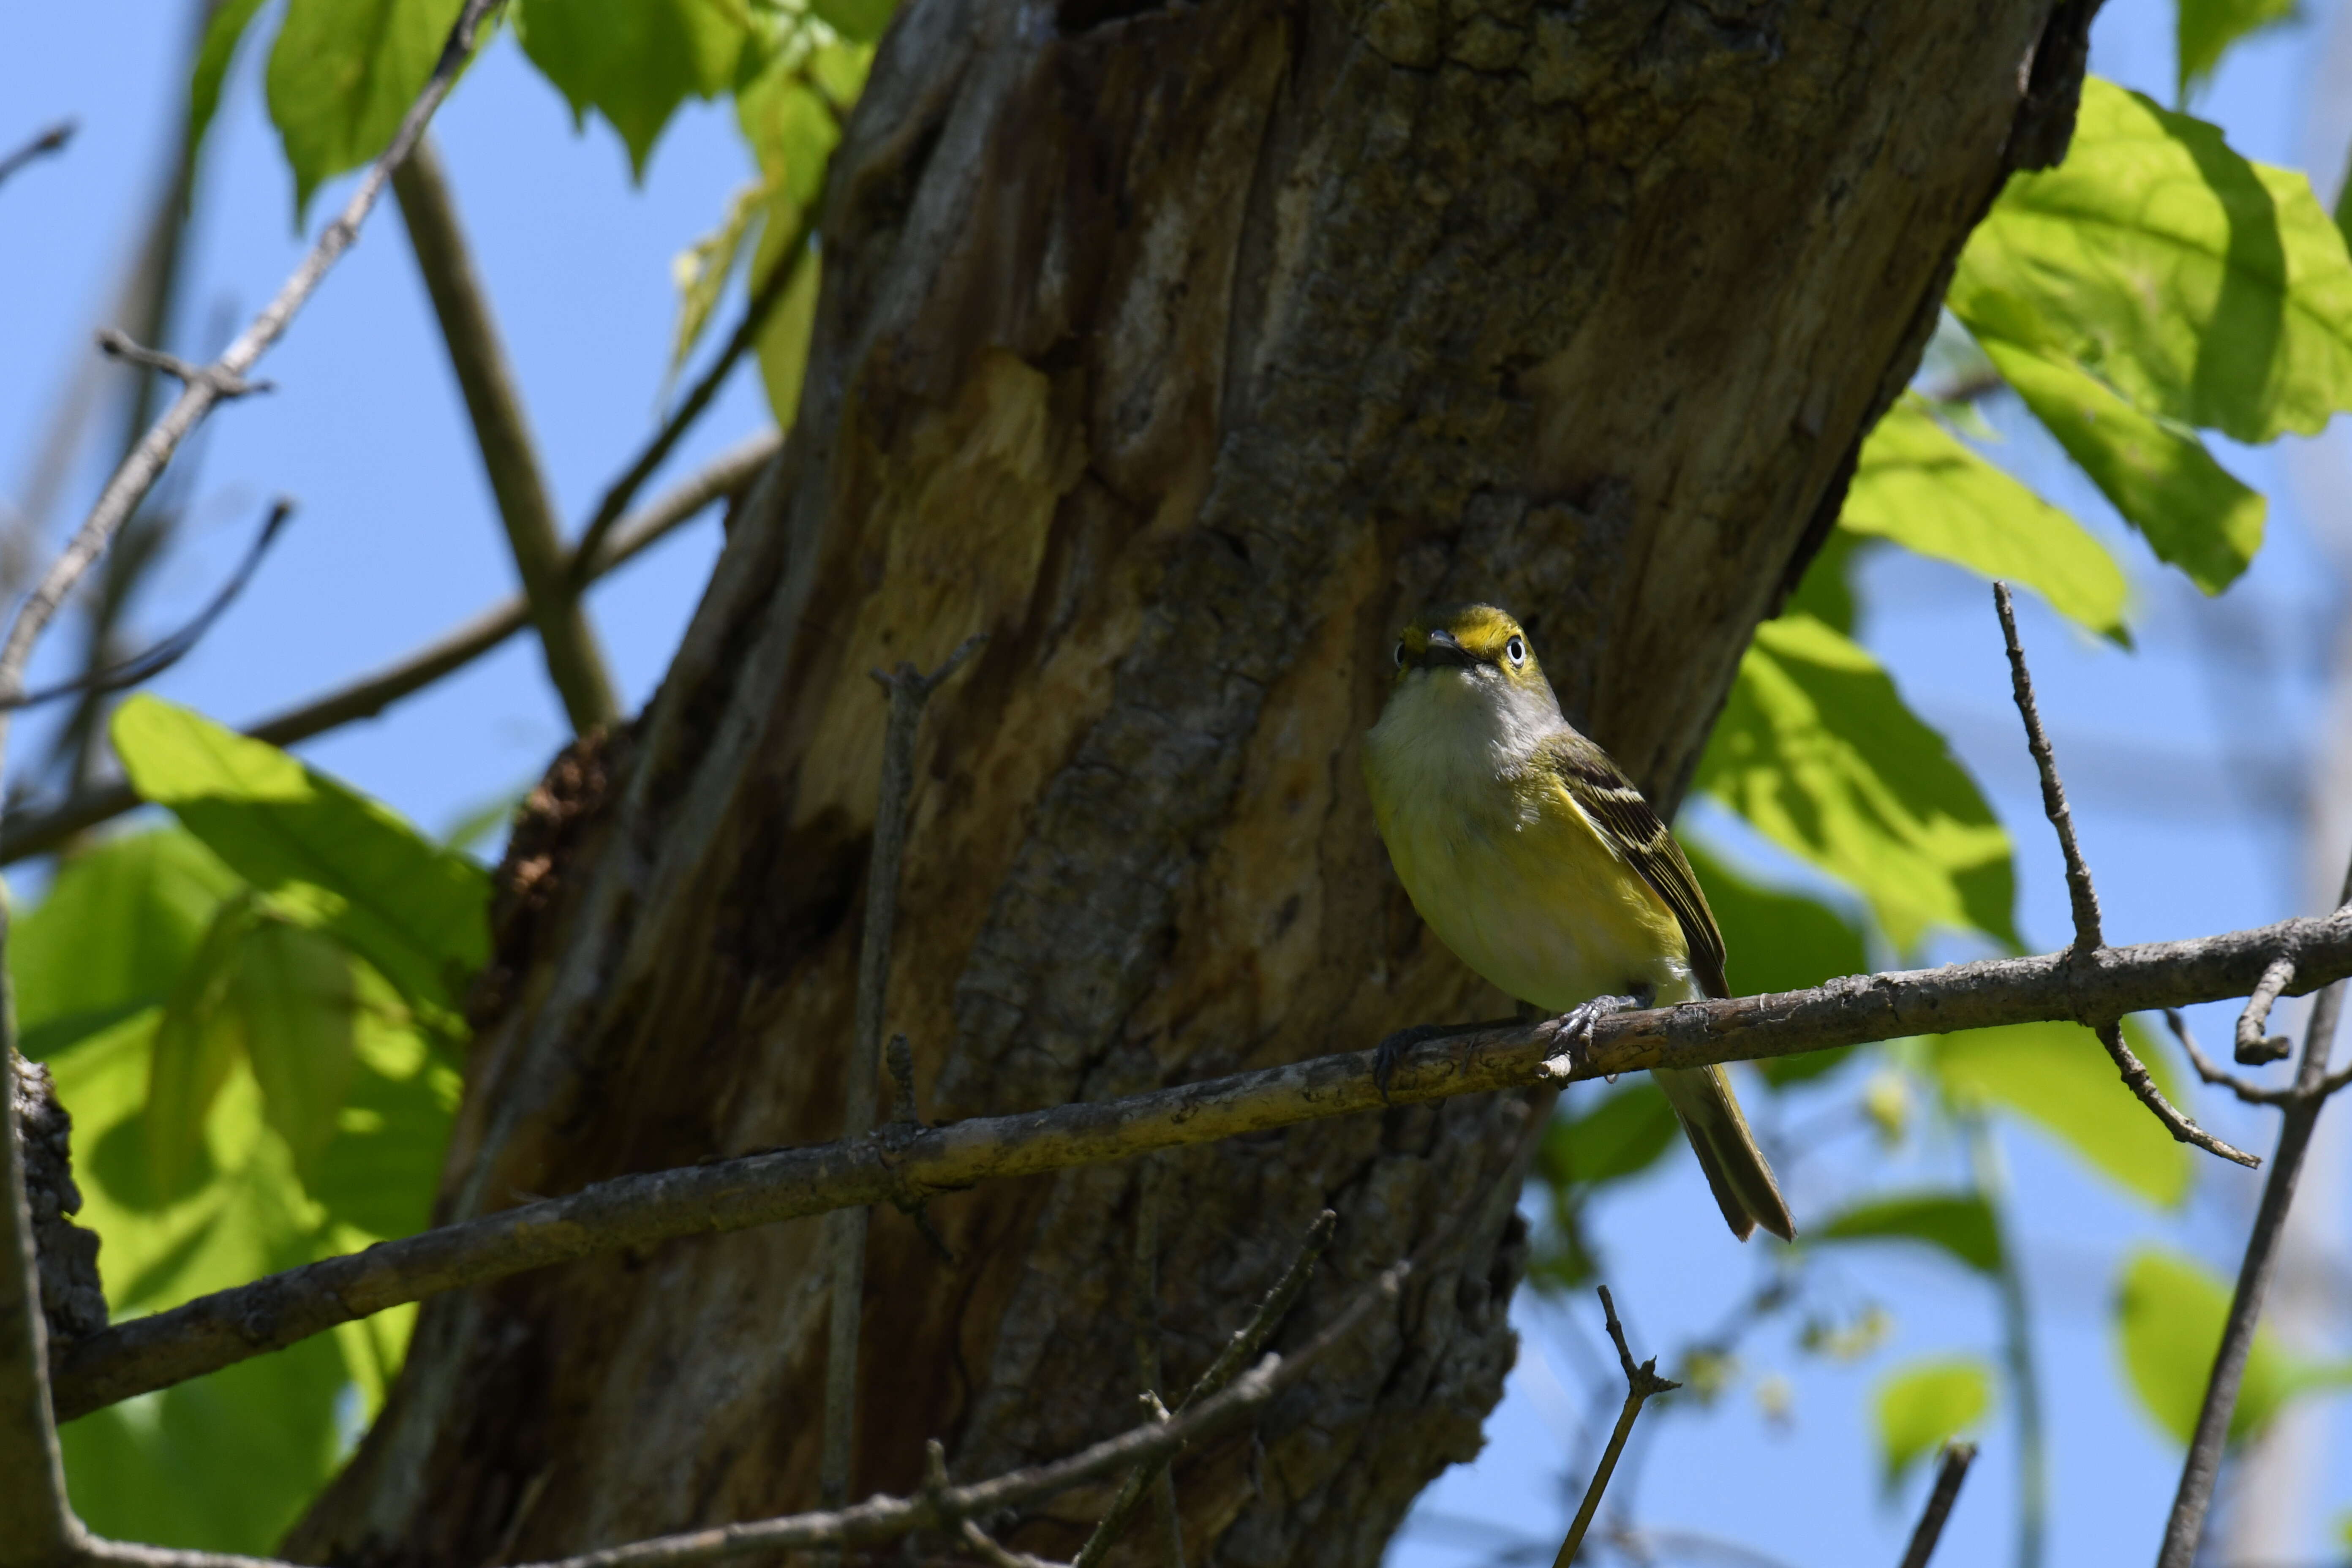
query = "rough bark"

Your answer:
(289, 0), (2091, 1561)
